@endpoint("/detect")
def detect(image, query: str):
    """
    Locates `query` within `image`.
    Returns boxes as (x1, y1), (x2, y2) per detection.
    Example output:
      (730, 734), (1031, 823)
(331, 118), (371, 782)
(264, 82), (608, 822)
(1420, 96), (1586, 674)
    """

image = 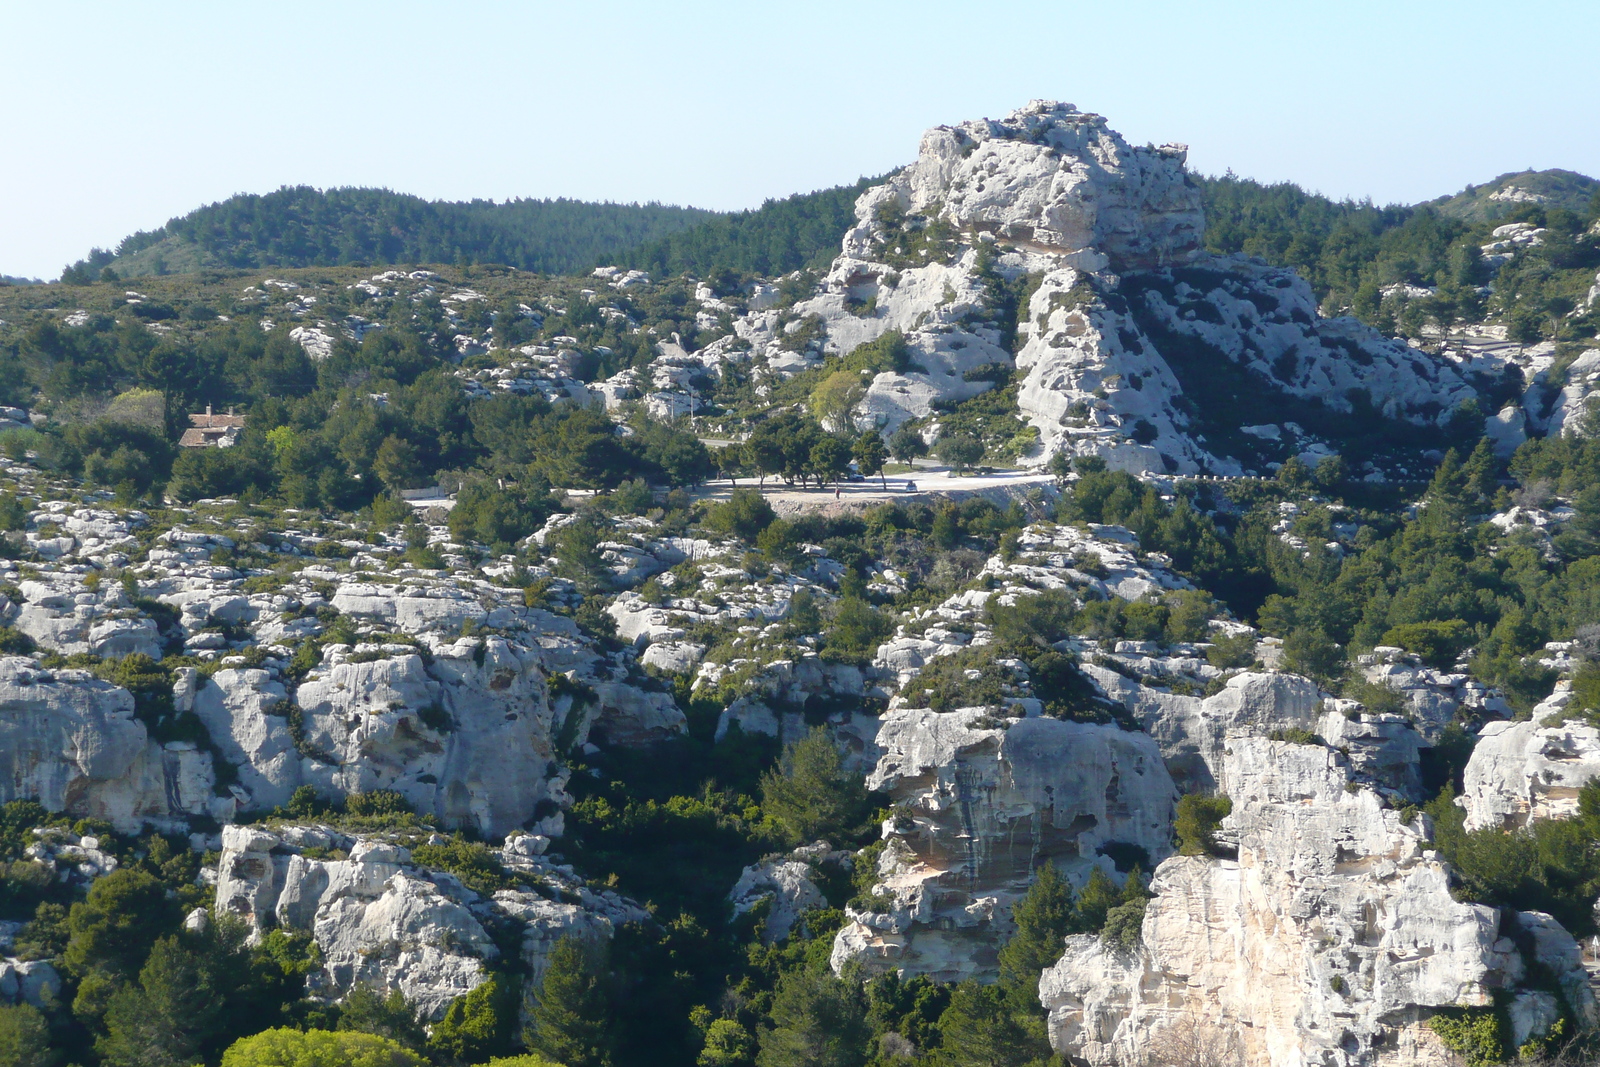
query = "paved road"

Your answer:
(692, 466), (1057, 512)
